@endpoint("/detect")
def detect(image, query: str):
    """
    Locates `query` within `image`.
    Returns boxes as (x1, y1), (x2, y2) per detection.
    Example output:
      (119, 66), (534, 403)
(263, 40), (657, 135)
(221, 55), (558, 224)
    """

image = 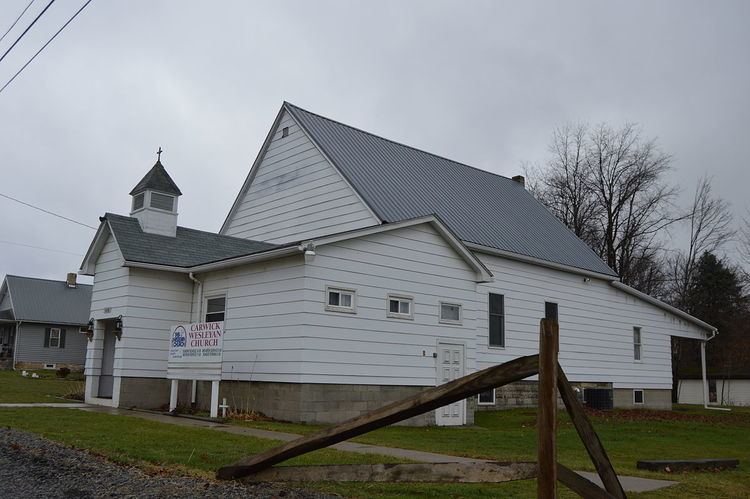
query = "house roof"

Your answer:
(129, 160), (182, 196)
(285, 102), (617, 277)
(105, 213), (278, 268)
(1, 275), (92, 325)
